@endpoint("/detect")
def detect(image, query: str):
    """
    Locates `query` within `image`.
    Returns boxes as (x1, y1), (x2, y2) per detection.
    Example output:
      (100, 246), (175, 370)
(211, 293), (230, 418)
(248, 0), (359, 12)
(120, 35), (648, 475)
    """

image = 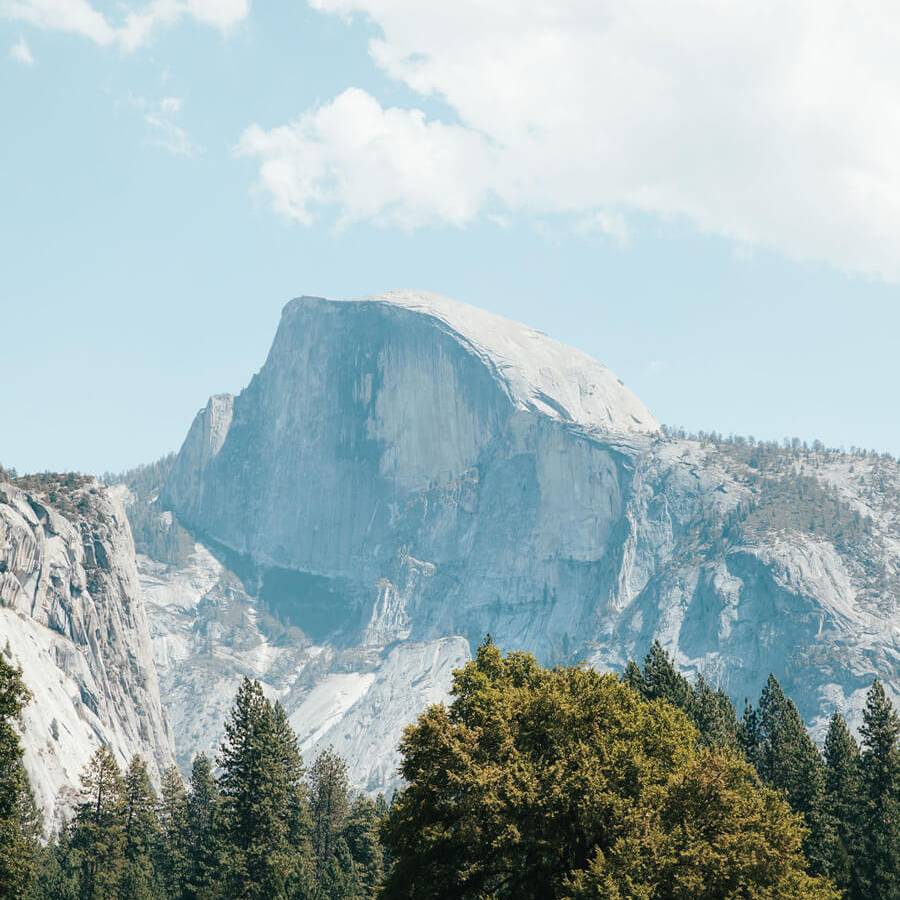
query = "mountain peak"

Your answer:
(286, 290), (659, 435)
